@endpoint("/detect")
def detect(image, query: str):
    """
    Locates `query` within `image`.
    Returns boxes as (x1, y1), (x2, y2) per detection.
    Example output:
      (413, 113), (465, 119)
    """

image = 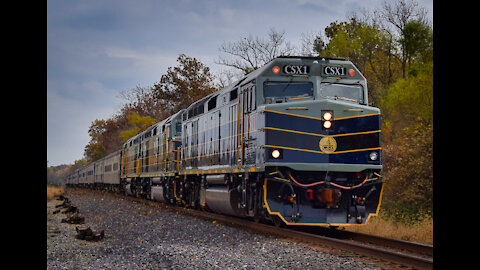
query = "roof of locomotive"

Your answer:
(124, 108), (185, 145)
(183, 56), (352, 112)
